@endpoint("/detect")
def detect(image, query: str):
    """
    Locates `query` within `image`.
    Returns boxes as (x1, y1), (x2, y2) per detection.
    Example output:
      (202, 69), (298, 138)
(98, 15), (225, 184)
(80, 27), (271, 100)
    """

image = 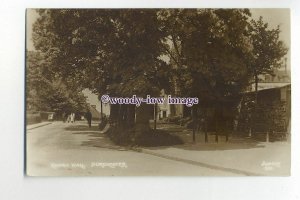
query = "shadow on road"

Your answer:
(64, 124), (125, 150)
(65, 124), (100, 132)
(146, 123), (266, 151)
(64, 122), (265, 152)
